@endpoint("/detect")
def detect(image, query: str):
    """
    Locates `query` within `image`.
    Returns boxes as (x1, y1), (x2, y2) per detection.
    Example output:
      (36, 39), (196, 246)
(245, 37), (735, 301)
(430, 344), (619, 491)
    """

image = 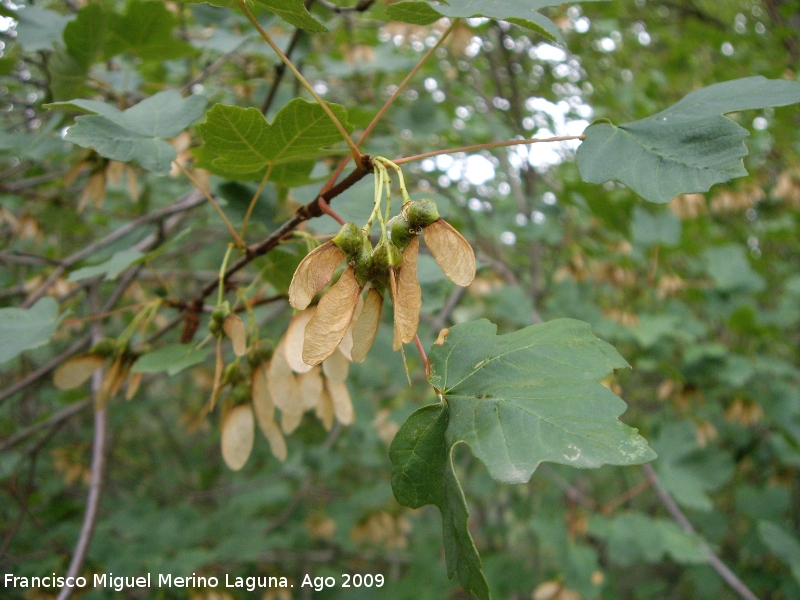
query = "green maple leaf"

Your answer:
(428, 318), (655, 483)
(386, 0), (608, 43)
(46, 91), (207, 175)
(577, 76), (800, 204)
(173, 0), (327, 33)
(193, 99), (352, 181)
(390, 404), (491, 600)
